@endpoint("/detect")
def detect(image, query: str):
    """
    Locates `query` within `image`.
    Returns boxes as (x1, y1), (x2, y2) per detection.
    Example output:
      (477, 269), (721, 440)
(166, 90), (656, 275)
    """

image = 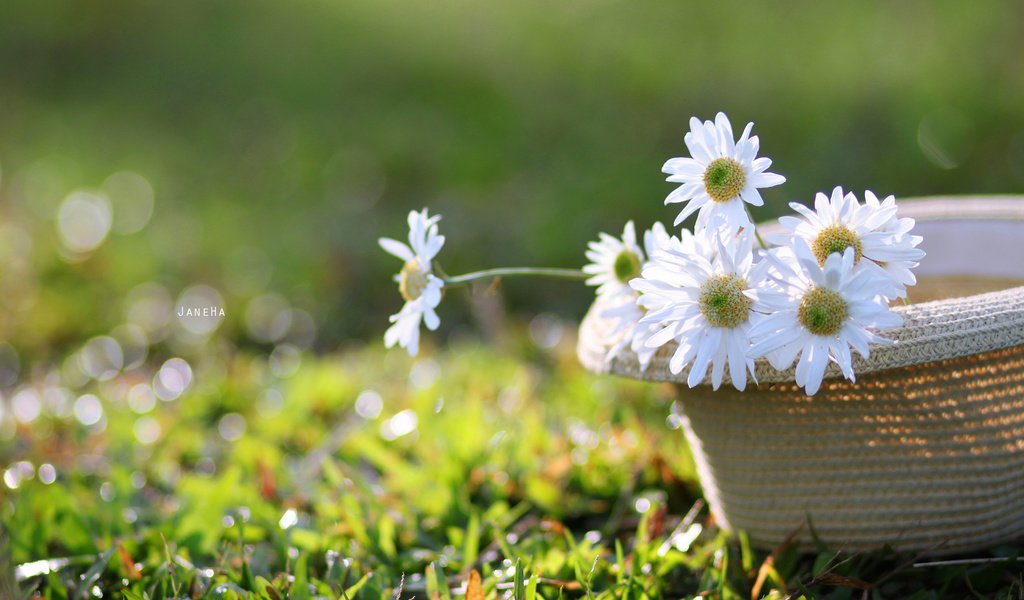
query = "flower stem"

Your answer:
(442, 267), (588, 288)
(753, 228), (768, 250)
(744, 206), (769, 250)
